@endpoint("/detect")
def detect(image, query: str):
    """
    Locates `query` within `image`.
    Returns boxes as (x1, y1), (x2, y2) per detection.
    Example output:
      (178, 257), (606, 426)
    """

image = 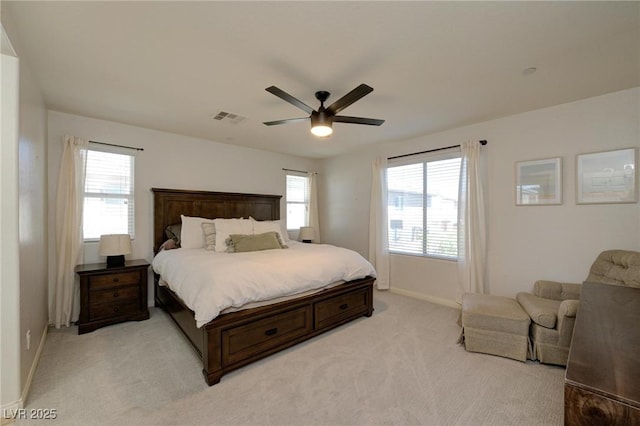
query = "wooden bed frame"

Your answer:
(152, 188), (375, 386)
